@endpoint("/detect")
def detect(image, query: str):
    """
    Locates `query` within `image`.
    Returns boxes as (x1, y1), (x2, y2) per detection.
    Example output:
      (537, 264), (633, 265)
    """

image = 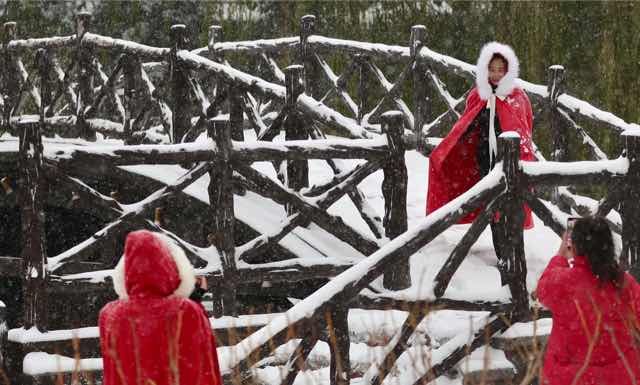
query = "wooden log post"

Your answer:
(284, 65), (309, 215)
(497, 133), (529, 318)
(36, 48), (52, 120)
(17, 119), (48, 330)
(410, 25), (429, 153)
(207, 119), (237, 316)
(75, 12), (96, 141)
(547, 65), (571, 212)
(122, 54), (140, 144)
(229, 87), (244, 141)
(207, 25), (223, 63)
(300, 15), (320, 100)
(205, 25), (227, 120)
(326, 305), (350, 385)
(381, 111), (410, 290)
(170, 24), (190, 143)
(548, 65), (567, 162)
(2, 22), (20, 131)
(620, 131), (640, 279)
(356, 54), (369, 125)
(208, 24), (243, 141)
